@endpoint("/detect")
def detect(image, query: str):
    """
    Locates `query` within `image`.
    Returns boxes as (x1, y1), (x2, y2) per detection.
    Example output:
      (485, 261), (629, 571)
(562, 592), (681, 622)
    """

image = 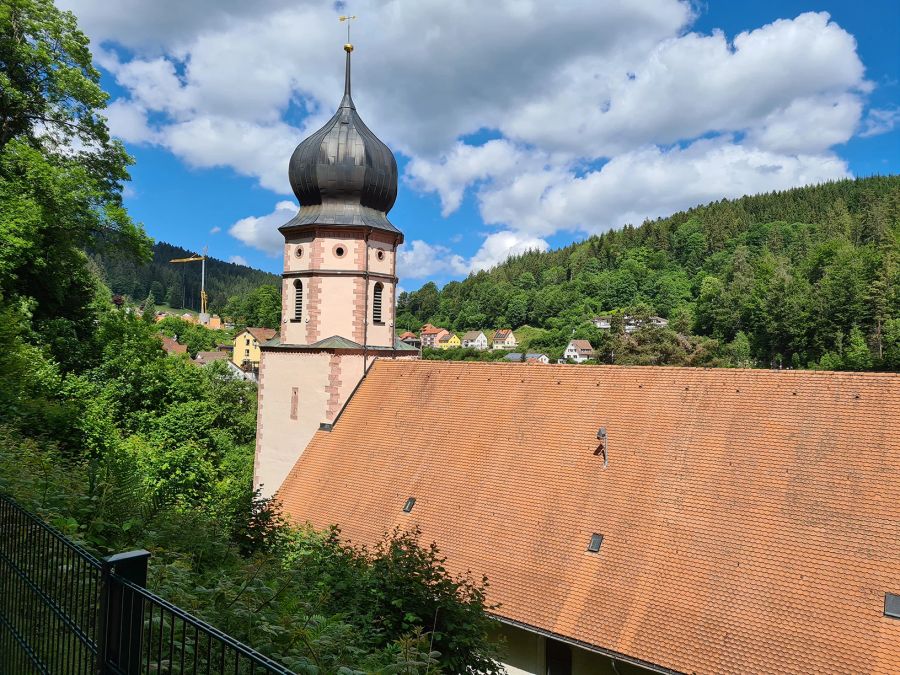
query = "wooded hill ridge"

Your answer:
(399, 175), (900, 371)
(92, 241), (280, 314)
